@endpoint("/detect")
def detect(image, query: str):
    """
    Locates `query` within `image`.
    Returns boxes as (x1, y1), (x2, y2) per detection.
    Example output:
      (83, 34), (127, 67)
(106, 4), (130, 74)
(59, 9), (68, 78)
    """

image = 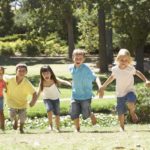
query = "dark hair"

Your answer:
(16, 63), (28, 72)
(0, 66), (5, 74)
(40, 65), (58, 91)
